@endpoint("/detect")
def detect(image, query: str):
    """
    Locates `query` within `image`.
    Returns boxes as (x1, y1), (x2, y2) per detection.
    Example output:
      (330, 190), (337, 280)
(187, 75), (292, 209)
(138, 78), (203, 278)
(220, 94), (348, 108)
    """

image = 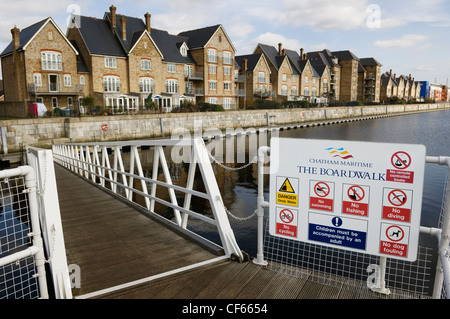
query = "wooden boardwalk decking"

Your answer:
(55, 165), (426, 300)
